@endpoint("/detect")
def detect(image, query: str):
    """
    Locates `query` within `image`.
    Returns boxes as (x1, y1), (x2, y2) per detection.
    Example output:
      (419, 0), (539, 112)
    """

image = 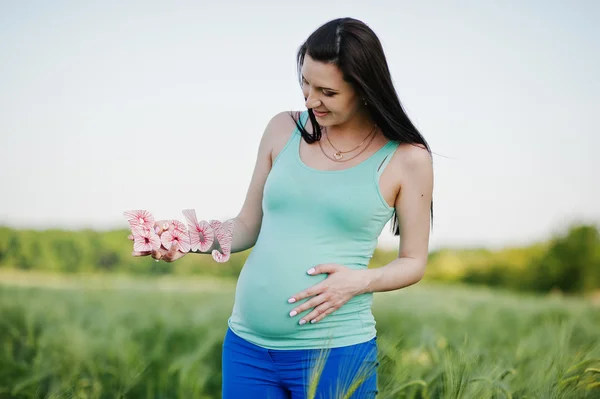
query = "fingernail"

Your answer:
(289, 311), (297, 317)
(310, 319), (317, 324)
(288, 298), (296, 303)
(307, 268), (315, 275)
(299, 319), (306, 325)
